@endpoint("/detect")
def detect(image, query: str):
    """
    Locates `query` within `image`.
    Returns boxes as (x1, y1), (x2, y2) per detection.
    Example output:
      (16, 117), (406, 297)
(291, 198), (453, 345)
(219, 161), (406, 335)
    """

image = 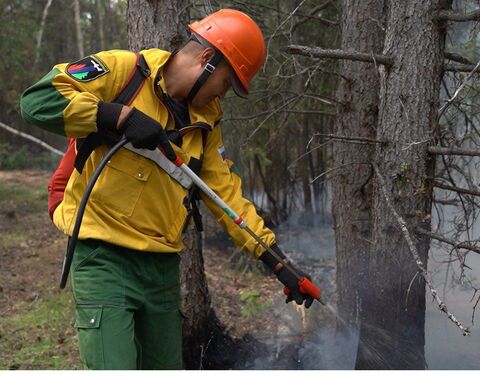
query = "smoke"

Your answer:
(235, 208), (364, 370)
(238, 196), (480, 369)
(244, 324), (359, 370)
